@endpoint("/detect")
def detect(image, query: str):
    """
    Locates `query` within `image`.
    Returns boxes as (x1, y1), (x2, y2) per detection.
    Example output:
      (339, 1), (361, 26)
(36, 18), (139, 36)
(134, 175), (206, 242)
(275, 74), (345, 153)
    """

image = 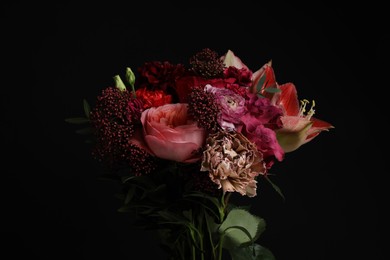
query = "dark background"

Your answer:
(2, 2), (387, 259)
